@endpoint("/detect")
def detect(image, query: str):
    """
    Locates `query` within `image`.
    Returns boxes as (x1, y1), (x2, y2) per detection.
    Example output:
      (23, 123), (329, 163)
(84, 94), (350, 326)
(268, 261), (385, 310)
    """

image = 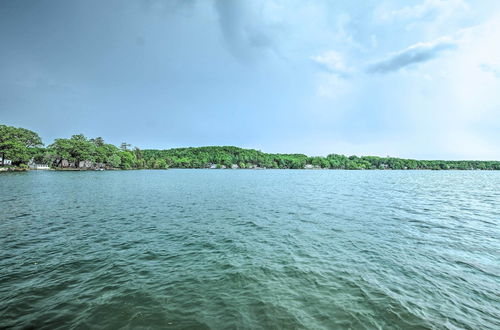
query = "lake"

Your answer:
(1, 170), (499, 329)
